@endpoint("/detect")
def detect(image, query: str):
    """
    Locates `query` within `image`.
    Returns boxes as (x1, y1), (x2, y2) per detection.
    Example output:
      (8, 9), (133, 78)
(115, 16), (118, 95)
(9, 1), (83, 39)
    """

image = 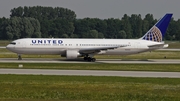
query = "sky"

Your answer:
(0, 0), (180, 20)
